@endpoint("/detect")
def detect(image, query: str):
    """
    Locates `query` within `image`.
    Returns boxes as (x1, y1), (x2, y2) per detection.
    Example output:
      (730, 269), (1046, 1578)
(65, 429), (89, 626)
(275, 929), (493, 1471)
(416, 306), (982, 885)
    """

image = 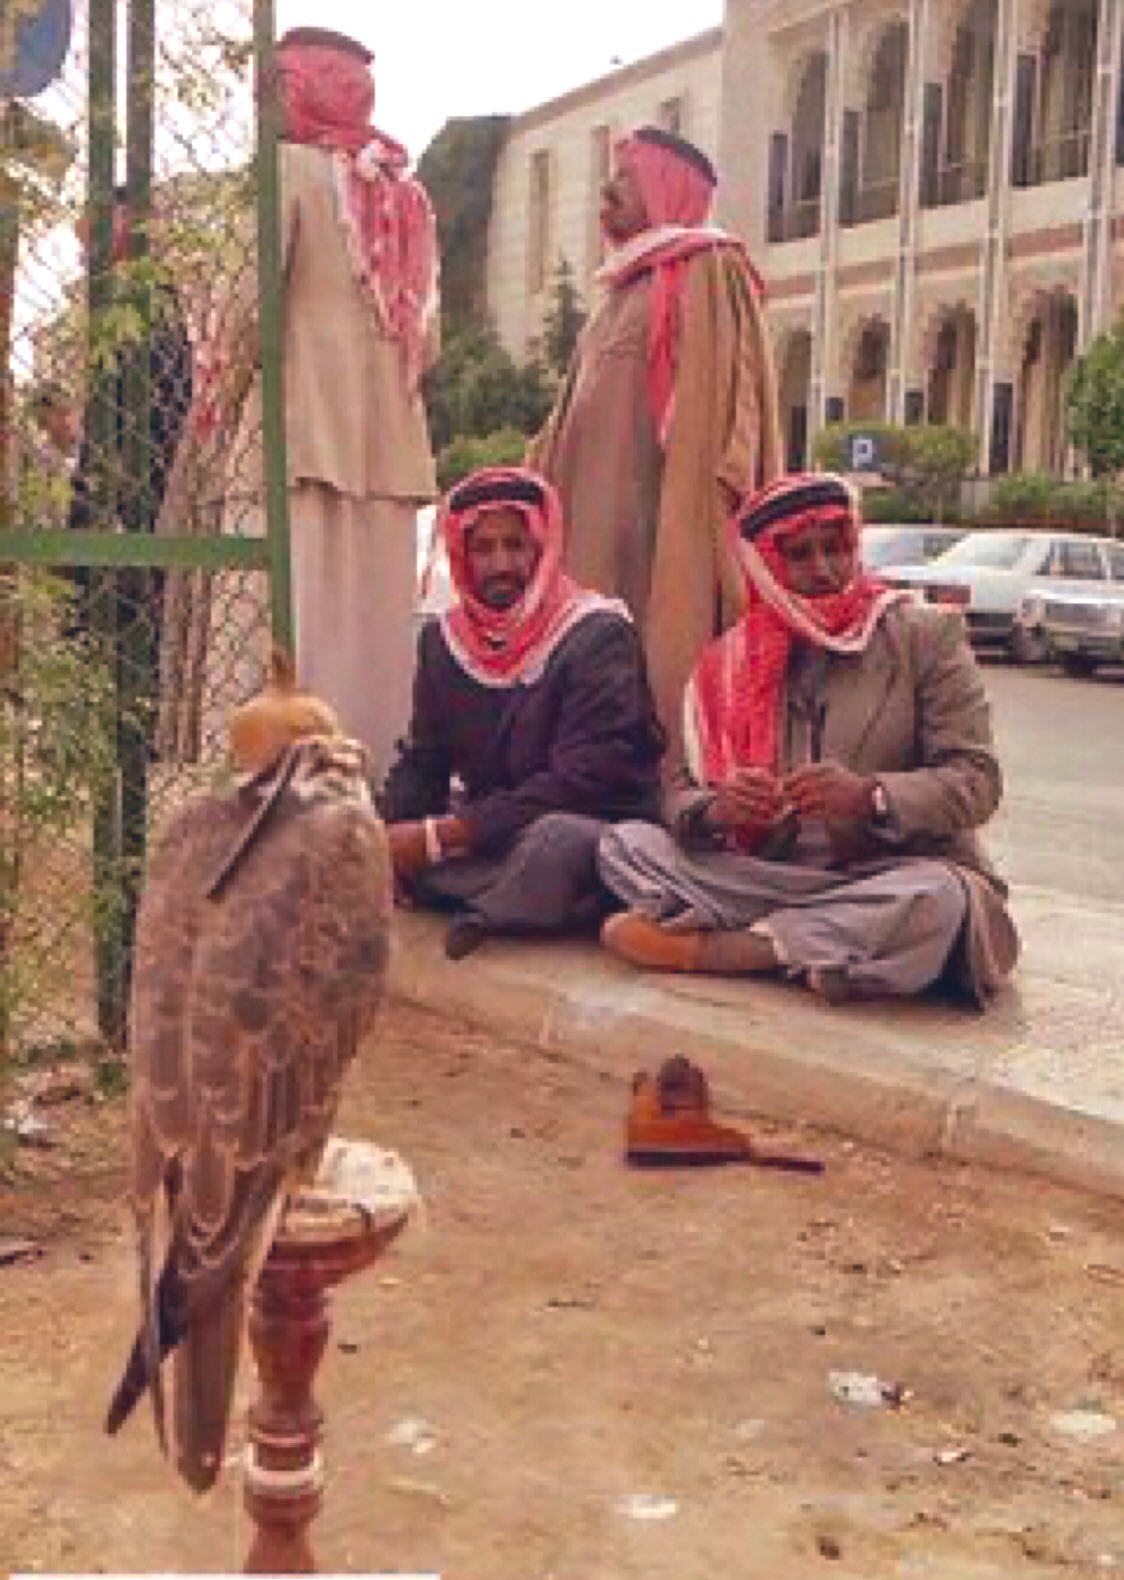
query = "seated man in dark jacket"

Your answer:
(381, 466), (665, 959)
